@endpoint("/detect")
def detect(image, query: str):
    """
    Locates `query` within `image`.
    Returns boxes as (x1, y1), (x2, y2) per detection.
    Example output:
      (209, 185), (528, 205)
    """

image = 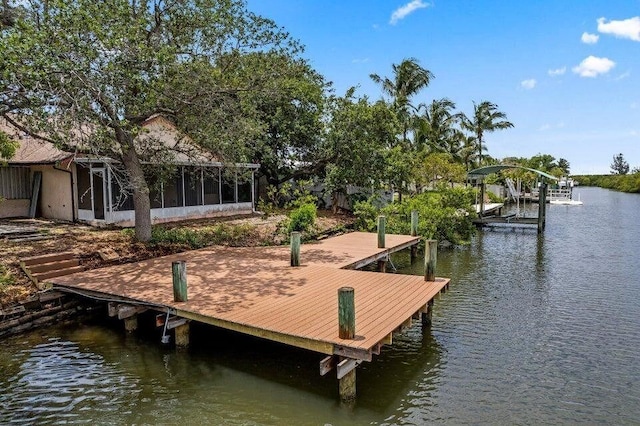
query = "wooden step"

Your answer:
(29, 259), (80, 274)
(20, 252), (75, 267)
(32, 266), (84, 281)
